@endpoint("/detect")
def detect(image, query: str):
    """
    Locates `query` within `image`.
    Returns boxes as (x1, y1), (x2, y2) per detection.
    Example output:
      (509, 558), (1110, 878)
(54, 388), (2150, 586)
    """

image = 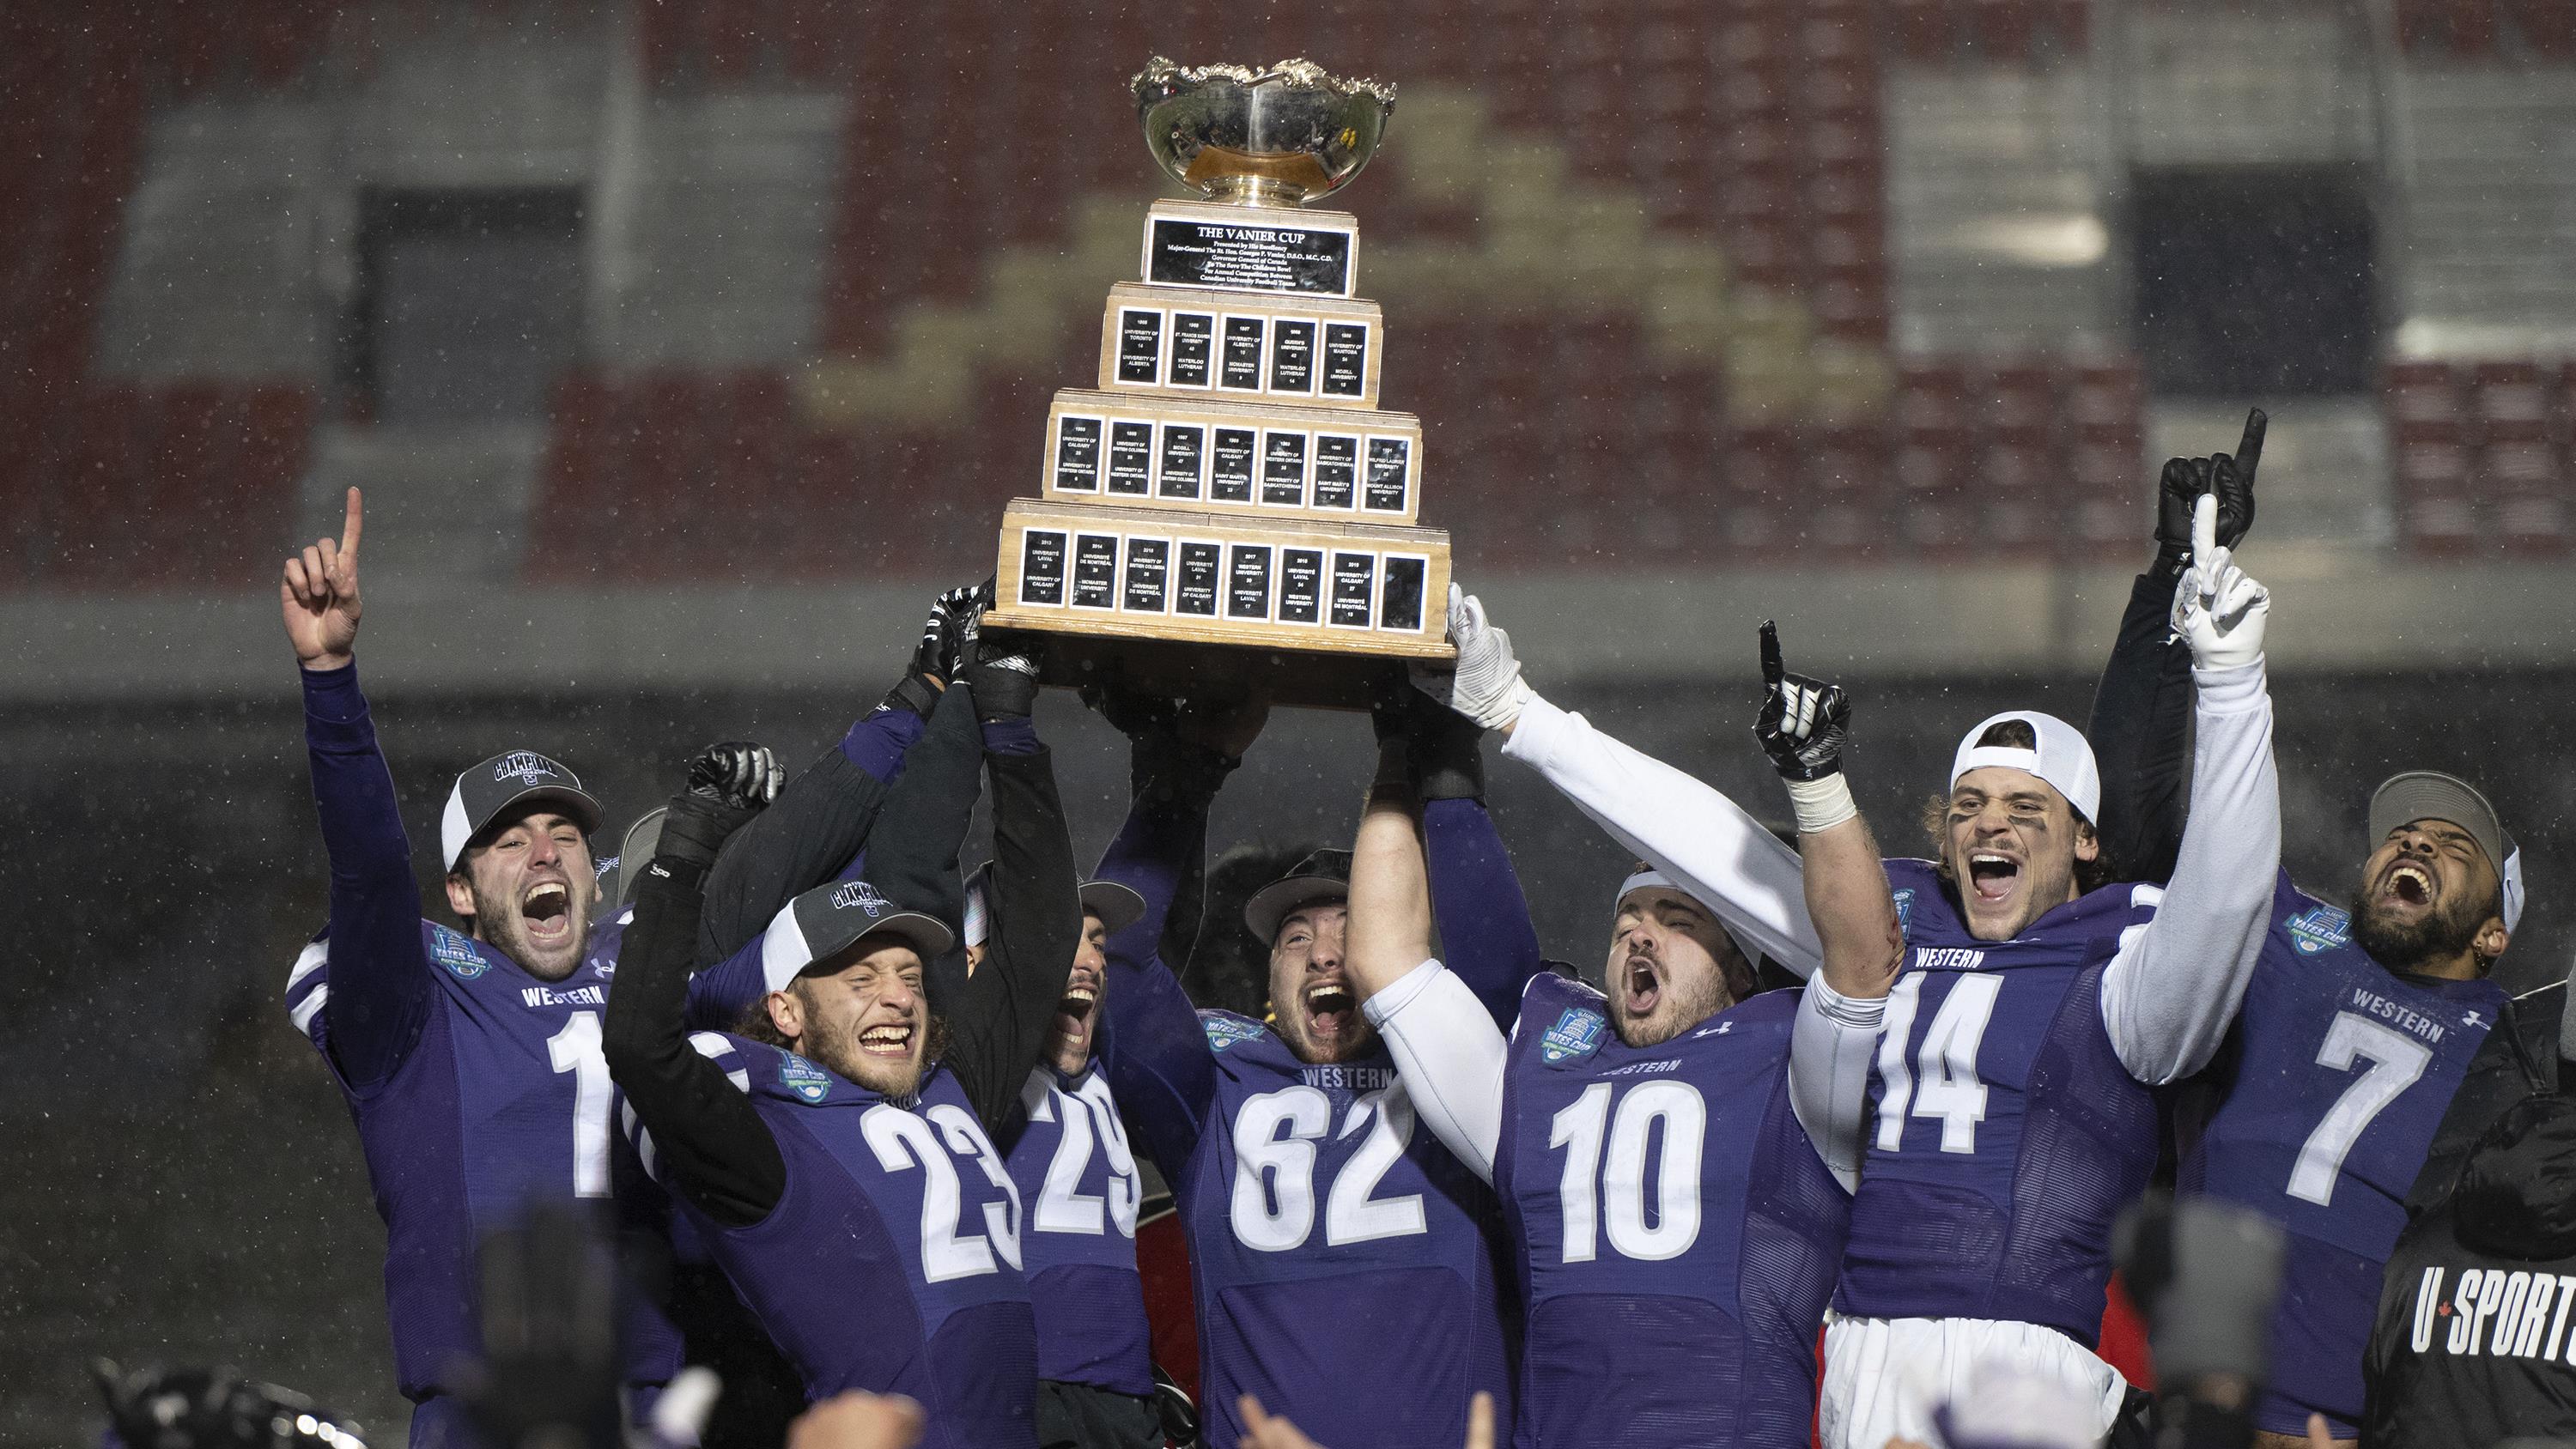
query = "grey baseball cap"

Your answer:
(758, 877), (957, 992)
(2368, 771), (2524, 932)
(440, 750), (603, 871)
(1243, 848), (1352, 946)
